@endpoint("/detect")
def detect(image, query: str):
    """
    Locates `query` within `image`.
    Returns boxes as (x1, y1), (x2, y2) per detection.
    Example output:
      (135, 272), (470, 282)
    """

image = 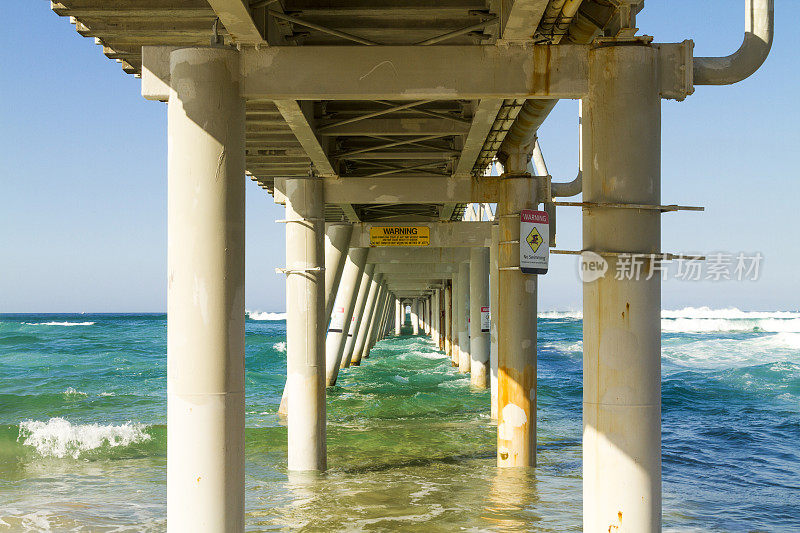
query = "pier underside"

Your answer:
(51, 0), (772, 531)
